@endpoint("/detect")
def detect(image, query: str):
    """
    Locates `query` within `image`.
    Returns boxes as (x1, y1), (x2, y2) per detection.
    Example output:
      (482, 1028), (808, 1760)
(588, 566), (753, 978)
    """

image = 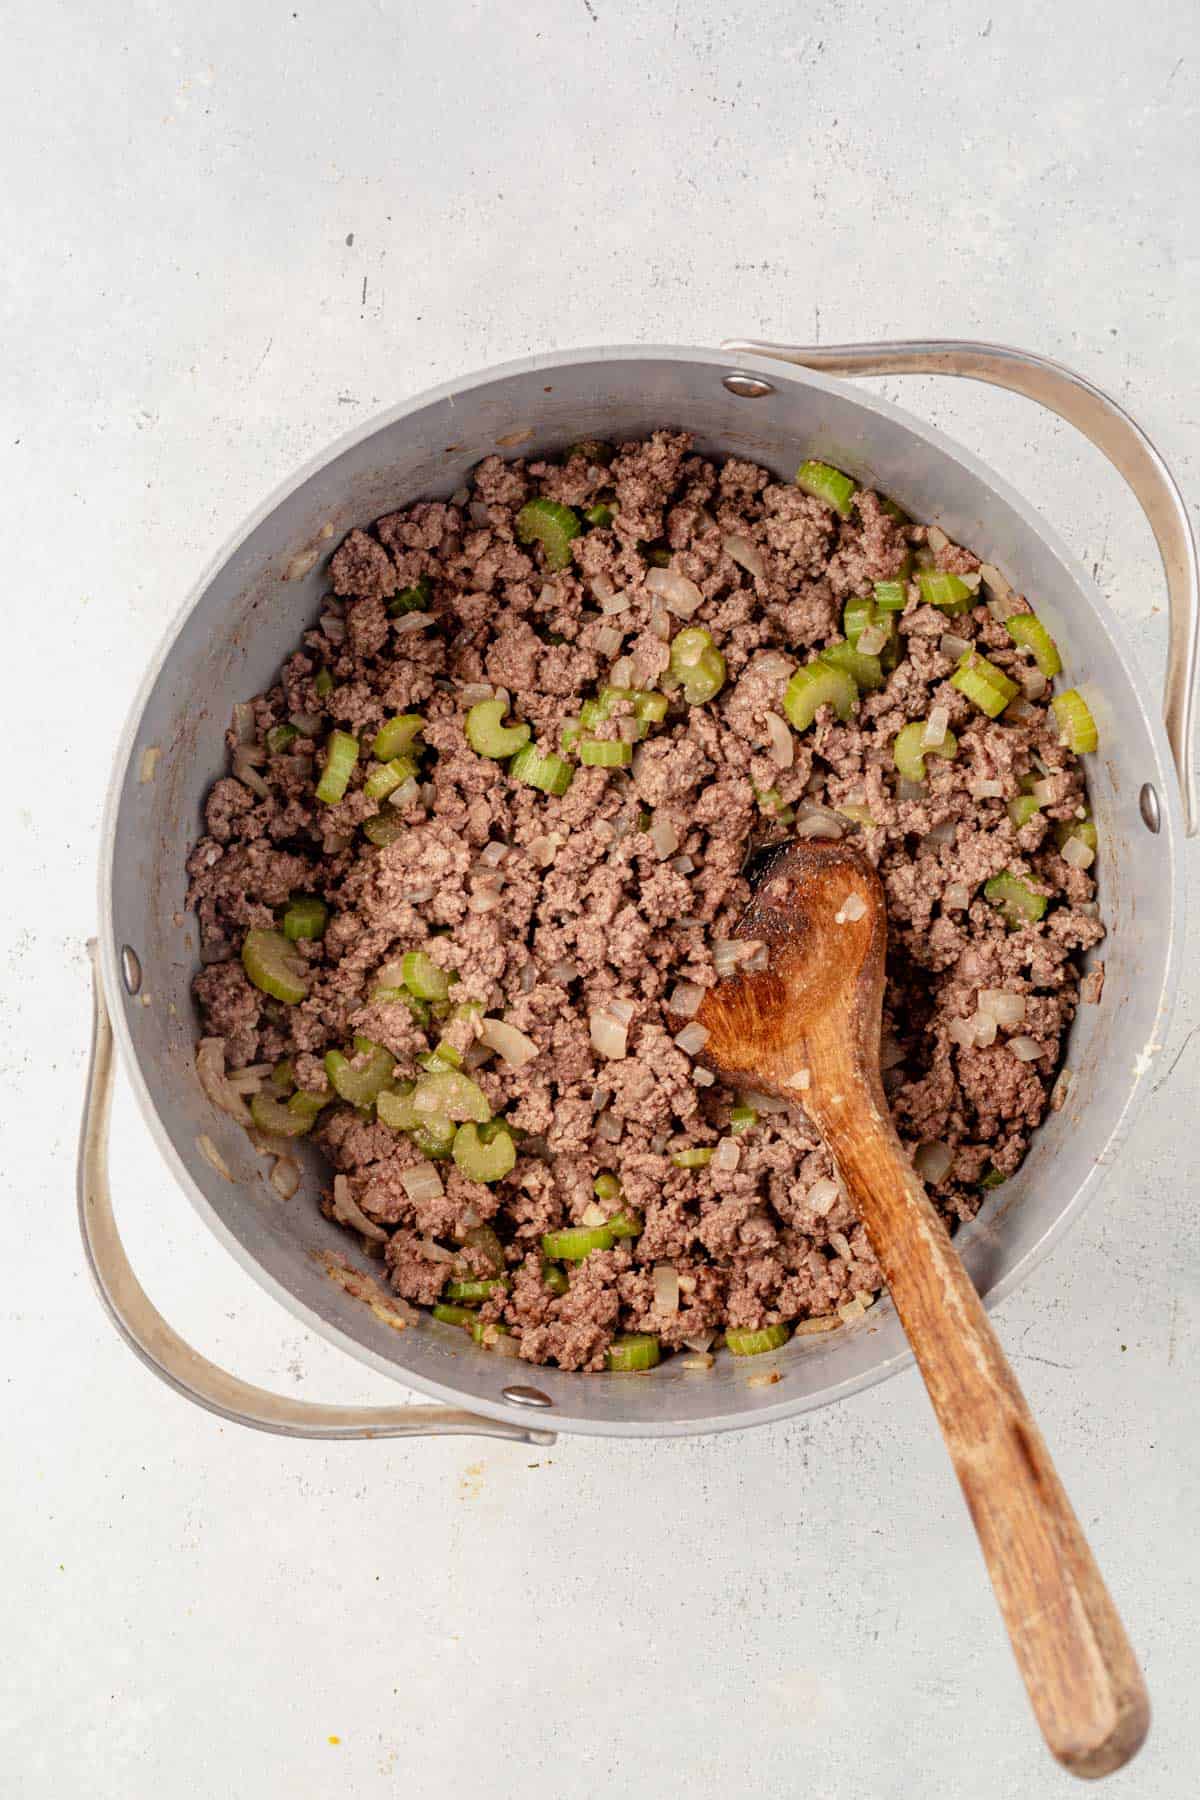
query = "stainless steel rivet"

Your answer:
(121, 945), (143, 995)
(1138, 783), (1161, 834)
(501, 1384), (554, 1409)
(722, 372), (775, 399)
